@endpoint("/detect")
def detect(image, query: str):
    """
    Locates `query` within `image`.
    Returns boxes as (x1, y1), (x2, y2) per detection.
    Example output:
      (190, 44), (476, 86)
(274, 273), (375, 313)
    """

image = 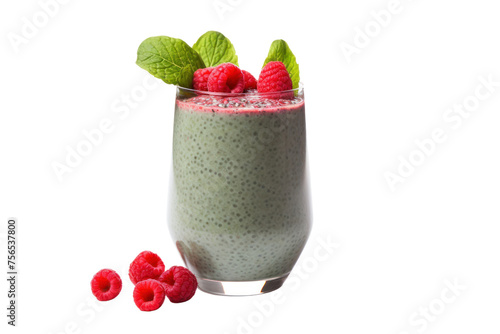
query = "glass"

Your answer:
(168, 85), (311, 296)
